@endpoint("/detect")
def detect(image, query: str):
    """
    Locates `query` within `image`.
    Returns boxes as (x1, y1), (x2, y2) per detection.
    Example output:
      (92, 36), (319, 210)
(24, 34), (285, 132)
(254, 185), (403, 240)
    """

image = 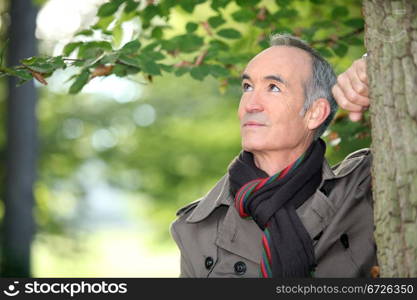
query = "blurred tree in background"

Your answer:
(1, 0), (38, 277)
(0, 0), (371, 277)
